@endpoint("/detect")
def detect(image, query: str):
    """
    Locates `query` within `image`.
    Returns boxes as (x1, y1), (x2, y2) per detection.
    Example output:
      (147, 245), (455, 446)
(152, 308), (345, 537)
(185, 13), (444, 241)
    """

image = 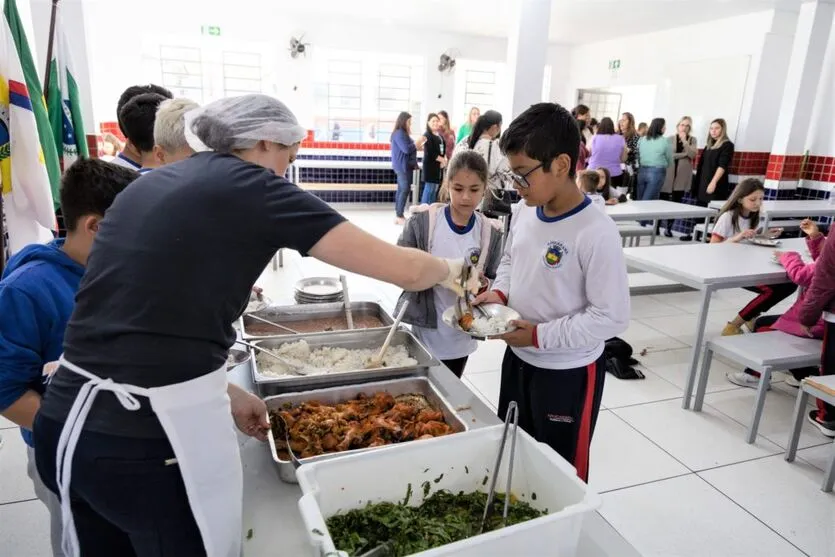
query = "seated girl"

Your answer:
(595, 167), (626, 204)
(394, 151), (503, 378)
(727, 218), (826, 388)
(710, 178), (797, 336)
